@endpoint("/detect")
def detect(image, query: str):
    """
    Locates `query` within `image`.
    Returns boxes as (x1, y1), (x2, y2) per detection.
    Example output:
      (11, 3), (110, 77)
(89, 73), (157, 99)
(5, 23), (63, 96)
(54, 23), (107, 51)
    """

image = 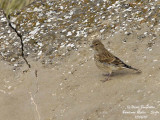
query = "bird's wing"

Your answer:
(112, 57), (141, 72)
(98, 51), (127, 68)
(98, 51), (116, 63)
(110, 57), (127, 68)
